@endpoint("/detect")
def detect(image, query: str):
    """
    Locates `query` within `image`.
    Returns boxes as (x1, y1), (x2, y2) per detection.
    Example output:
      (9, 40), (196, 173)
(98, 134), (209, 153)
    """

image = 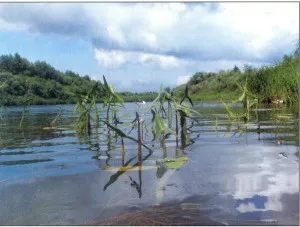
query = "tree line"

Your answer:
(0, 53), (157, 106)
